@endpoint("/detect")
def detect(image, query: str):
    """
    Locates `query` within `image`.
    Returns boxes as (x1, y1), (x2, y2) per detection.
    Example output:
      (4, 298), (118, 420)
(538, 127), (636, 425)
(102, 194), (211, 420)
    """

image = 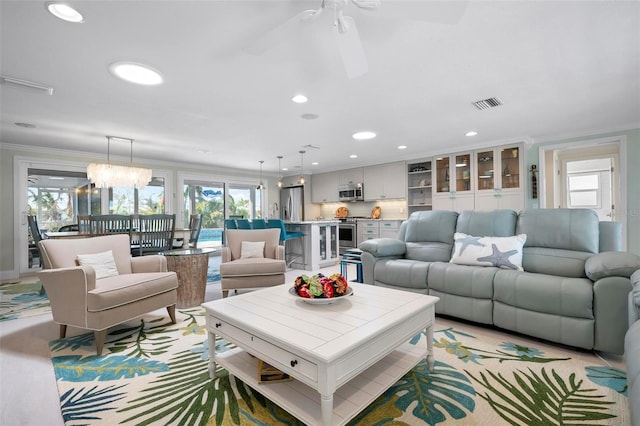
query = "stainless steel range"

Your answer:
(337, 217), (366, 254)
